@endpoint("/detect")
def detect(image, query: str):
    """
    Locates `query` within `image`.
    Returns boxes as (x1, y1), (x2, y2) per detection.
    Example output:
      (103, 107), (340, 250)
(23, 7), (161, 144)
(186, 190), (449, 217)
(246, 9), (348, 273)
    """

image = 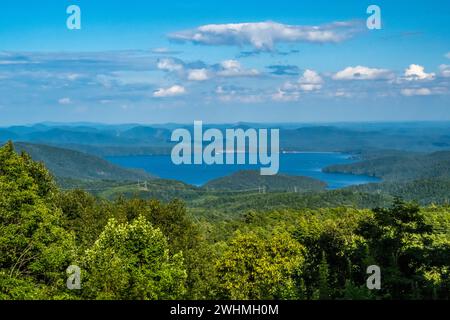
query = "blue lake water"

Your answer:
(106, 152), (381, 189)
